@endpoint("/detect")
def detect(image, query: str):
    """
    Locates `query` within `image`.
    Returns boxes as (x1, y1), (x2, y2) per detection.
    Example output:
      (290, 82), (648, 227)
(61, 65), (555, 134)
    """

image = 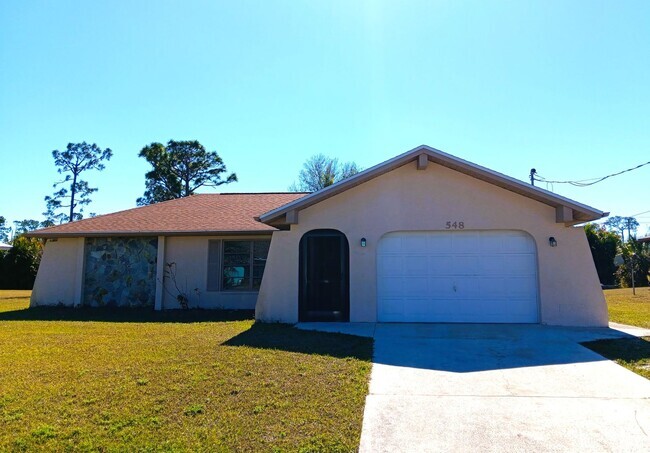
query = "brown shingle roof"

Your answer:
(26, 193), (309, 238)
